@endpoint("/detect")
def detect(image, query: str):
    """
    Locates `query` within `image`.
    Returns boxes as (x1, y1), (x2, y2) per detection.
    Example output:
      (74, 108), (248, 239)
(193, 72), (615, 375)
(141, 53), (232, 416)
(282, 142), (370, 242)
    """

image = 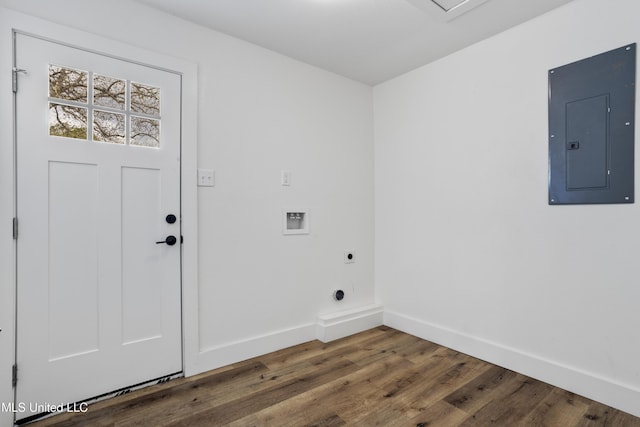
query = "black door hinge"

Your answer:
(12, 365), (17, 387)
(13, 218), (18, 240)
